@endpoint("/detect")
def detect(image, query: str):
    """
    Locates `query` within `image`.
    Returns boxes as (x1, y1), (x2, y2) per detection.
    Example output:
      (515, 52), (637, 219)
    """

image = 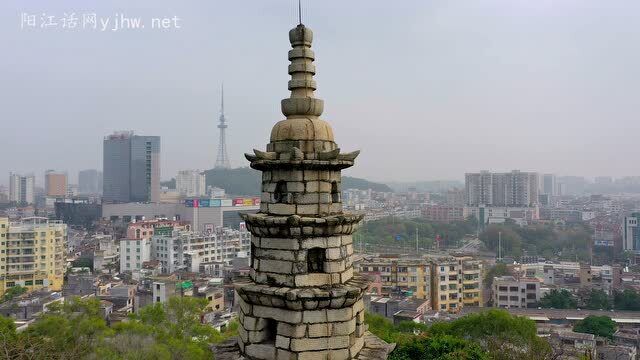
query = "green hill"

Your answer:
(162, 168), (392, 196)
